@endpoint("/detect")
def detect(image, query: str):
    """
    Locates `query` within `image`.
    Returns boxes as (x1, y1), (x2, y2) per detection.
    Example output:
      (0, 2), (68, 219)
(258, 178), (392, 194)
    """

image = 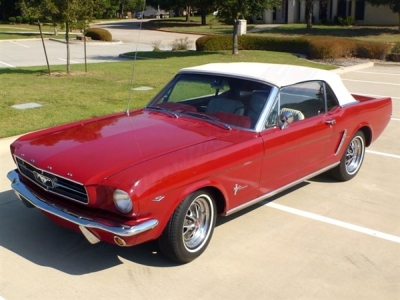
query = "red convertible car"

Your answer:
(7, 63), (392, 263)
